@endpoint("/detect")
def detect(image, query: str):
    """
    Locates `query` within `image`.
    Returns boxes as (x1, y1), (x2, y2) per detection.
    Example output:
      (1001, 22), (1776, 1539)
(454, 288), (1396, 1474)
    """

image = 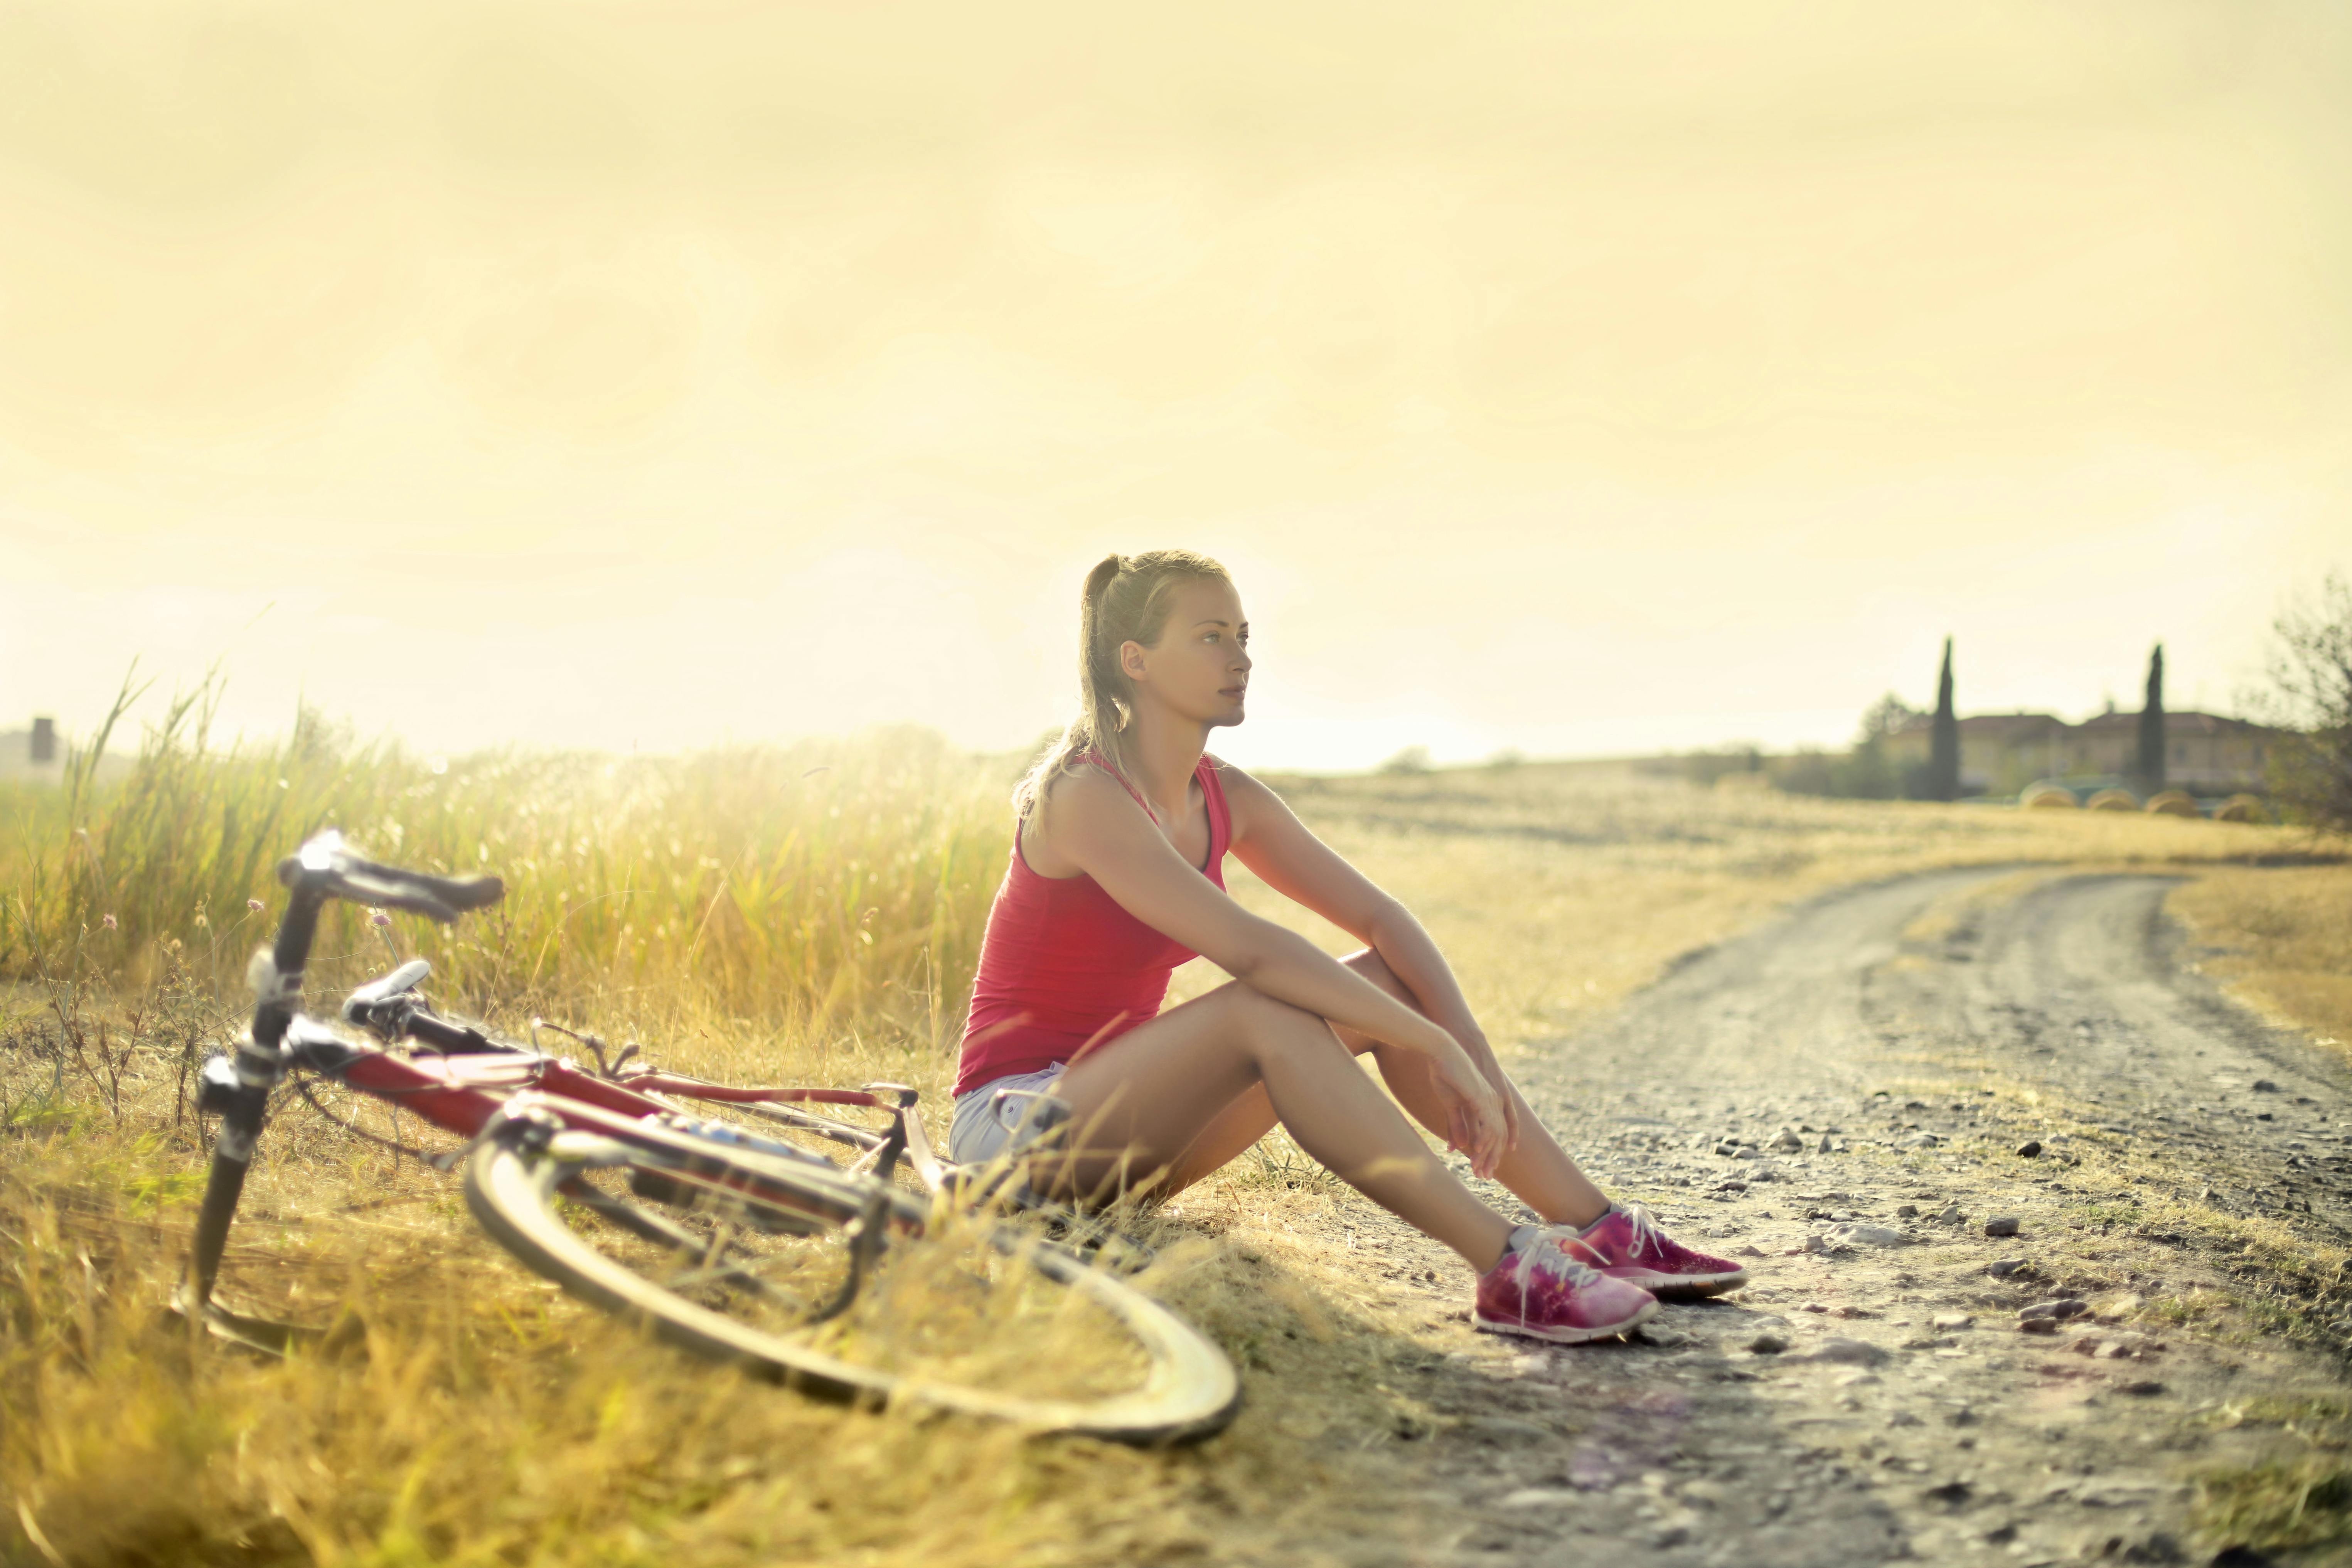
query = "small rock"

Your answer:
(1498, 1487), (1582, 1508)
(1987, 1258), (2028, 1278)
(2210, 1546), (2276, 1567)
(1732, 1145), (1761, 1160)
(1836, 1224), (1911, 1248)
(2015, 1140), (2043, 1158)
(1936, 1203), (1964, 1226)
(2018, 1318), (2061, 1335)
(2019, 1298), (2089, 1321)
(1887, 1410), (1923, 1427)
(2251, 1080), (2279, 1093)
(1800, 1234), (1829, 1255)
(1818, 1133), (1837, 1153)
(1769, 1130), (1806, 1153)
(1736, 1244), (1766, 1258)
(2094, 1341), (2132, 1360)
(1800, 1301), (1829, 1313)
(1895, 1203), (1919, 1218)
(1811, 1337), (1890, 1367)
(1931, 1312), (1973, 1330)
(1748, 1332), (1789, 1355)
(1984, 1215), (2023, 1237)
(2117, 1379), (2166, 1397)
(1922, 1479), (1973, 1506)
(2094, 1293), (2146, 1322)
